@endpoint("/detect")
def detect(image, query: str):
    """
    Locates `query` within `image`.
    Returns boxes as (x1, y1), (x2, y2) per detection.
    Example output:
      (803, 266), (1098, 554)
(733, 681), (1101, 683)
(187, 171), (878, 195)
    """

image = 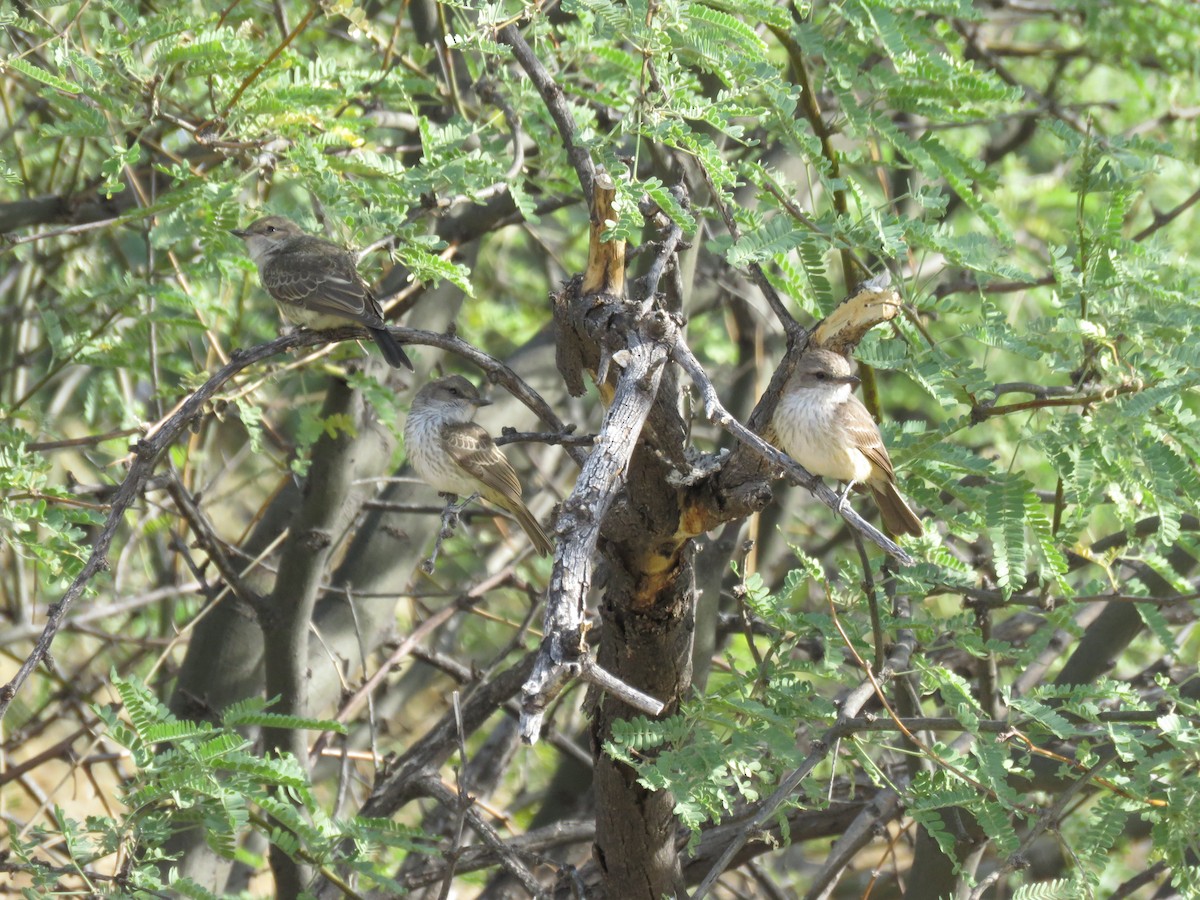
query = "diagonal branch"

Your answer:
(496, 23), (595, 204)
